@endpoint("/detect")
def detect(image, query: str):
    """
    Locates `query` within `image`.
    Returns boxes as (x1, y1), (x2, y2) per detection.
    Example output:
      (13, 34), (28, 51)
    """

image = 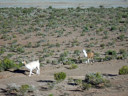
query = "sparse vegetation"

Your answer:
(0, 58), (22, 72)
(85, 72), (111, 88)
(119, 65), (128, 75)
(69, 64), (78, 69)
(6, 83), (36, 96)
(54, 72), (66, 83)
